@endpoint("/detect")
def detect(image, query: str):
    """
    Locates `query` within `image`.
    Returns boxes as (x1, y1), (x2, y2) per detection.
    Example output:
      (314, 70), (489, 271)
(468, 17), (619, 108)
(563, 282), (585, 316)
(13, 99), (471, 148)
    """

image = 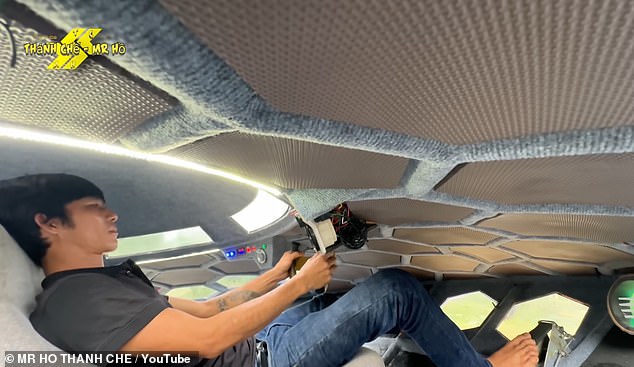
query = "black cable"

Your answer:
(0, 19), (17, 67)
